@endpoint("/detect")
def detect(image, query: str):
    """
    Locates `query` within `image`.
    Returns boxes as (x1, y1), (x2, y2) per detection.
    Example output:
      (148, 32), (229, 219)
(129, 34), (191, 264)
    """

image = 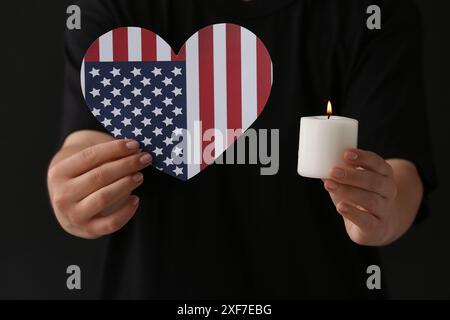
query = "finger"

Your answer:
(85, 195), (140, 238)
(328, 165), (395, 199)
(324, 180), (385, 217)
(76, 173), (144, 220)
(70, 152), (152, 201)
(343, 149), (393, 176)
(57, 139), (141, 178)
(336, 201), (379, 231)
